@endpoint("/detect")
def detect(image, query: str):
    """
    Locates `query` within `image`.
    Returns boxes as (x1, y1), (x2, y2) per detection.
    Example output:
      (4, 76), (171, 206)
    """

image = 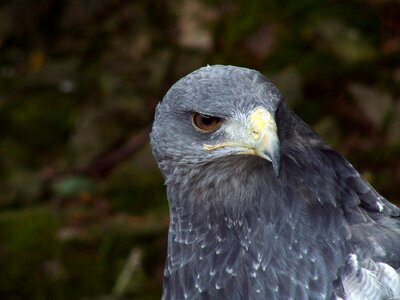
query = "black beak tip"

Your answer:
(272, 158), (281, 178)
(262, 150), (281, 178)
